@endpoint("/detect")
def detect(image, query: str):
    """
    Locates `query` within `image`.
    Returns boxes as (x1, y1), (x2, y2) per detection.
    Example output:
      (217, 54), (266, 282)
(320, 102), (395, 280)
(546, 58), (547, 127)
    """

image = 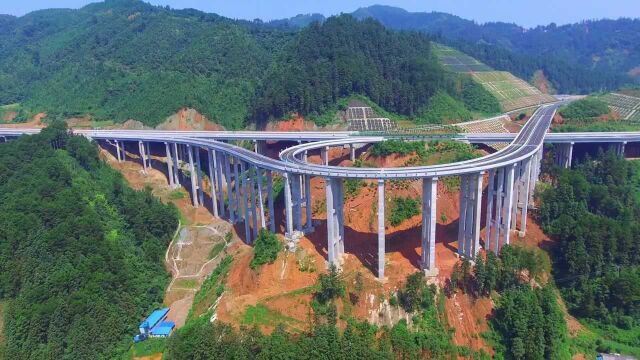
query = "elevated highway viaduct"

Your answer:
(2, 106), (639, 279)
